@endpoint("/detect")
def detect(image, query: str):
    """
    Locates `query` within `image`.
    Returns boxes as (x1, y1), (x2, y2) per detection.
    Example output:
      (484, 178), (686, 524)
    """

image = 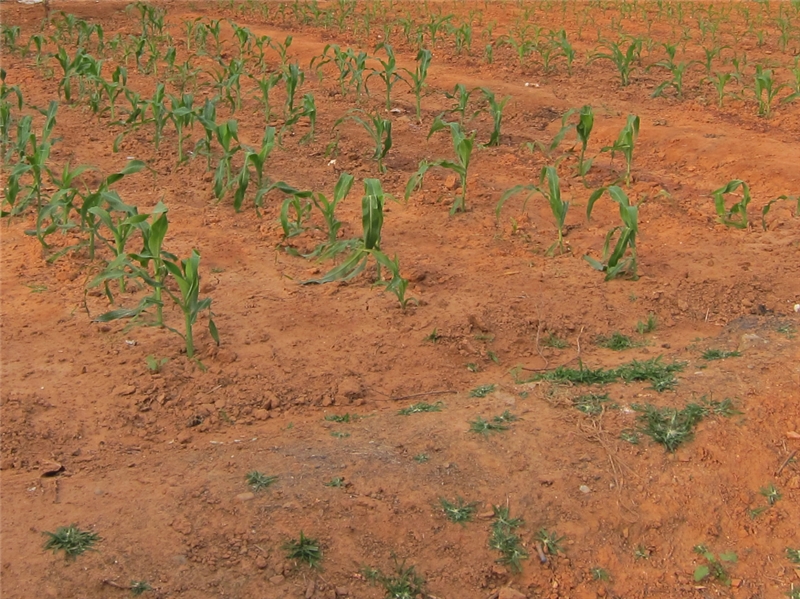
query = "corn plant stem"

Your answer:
(184, 309), (194, 358)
